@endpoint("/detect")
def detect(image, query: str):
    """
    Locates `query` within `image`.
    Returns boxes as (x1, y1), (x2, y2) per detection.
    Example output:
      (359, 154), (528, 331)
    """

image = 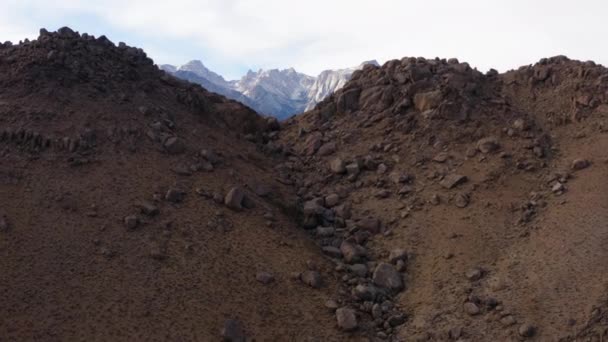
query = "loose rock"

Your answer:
(336, 307), (358, 331)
